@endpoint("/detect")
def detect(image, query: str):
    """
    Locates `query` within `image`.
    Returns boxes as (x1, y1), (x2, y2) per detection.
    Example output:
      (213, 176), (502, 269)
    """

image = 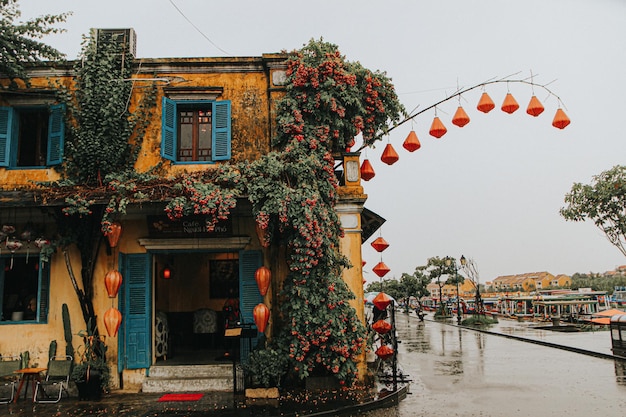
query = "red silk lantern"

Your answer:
(104, 307), (122, 337)
(255, 223), (270, 248)
(362, 260), (367, 267)
(105, 222), (122, 248)
(253, 303), (270, 334)
(380, 143), (399, 165)
(429, 116), (447, 138)
(372, 319), (392, 334)
(402, 130), (421, 152)
(373, 292), (393, 310)
(255, 266), (271, 296)
(360, 159), (376, 181)
(375, 345), (394, 360)
(104, 270), (122, 298)
(476, 92), (495, 113)
(452, 106), (470, 127)
(501, 93), (520, 114)
(371, 237), (389, 252)
(372, 262), (390, 278)
(552, 108), (571, 129)
(526, 95), (545, 117)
